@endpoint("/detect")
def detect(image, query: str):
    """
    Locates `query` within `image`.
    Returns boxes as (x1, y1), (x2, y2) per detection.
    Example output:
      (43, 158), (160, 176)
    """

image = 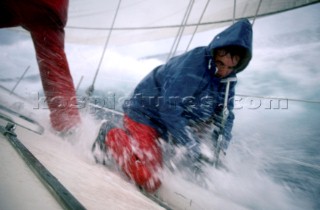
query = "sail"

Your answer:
(66, 0), (319, 46)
